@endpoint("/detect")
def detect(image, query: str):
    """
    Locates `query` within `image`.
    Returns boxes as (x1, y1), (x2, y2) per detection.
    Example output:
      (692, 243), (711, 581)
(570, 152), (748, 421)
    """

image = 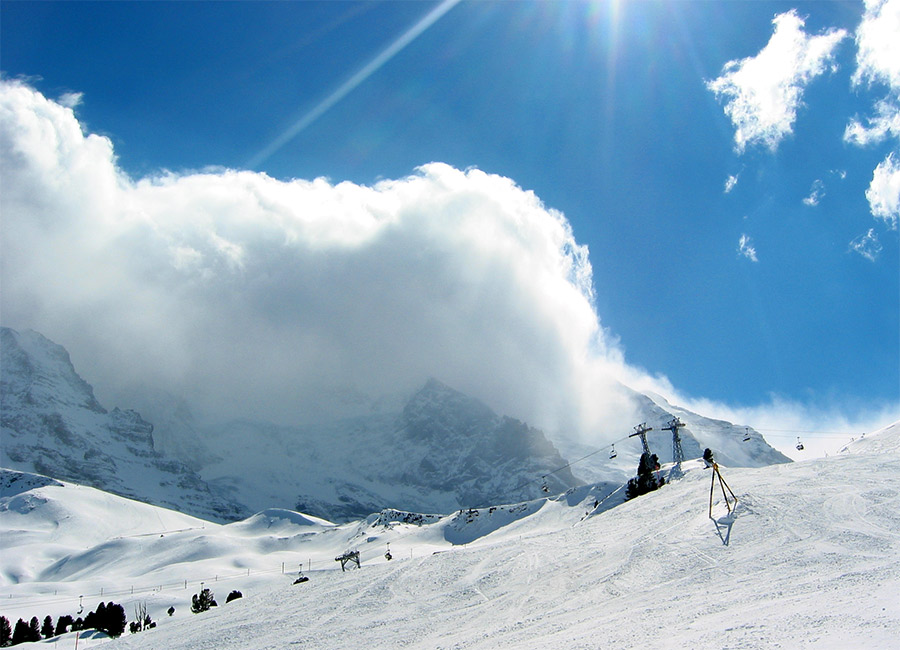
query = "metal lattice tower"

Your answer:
(663, 417), (686, 469)
(629, 422), (653, 456)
